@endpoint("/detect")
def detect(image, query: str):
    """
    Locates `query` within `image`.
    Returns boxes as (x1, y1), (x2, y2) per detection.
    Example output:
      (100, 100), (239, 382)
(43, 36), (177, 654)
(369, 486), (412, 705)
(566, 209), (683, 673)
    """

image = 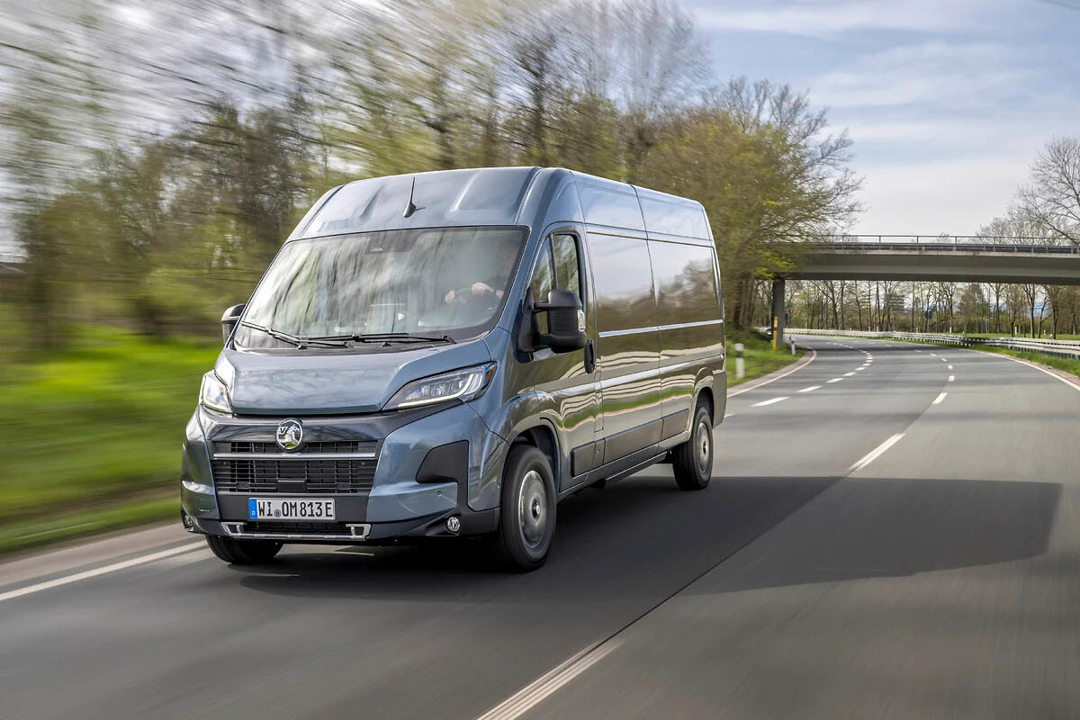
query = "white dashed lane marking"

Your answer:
(849, 433), (906, 473)
(752, 396), (790, 407)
